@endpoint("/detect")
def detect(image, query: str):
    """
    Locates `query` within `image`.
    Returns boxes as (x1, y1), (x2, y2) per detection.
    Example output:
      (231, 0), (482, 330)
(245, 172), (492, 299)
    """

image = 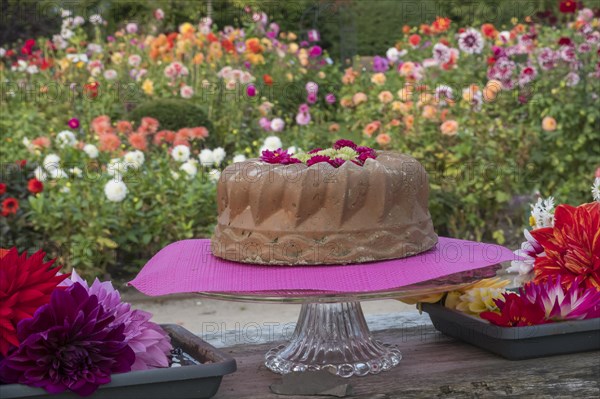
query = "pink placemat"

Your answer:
(129, 238), (518, 296)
